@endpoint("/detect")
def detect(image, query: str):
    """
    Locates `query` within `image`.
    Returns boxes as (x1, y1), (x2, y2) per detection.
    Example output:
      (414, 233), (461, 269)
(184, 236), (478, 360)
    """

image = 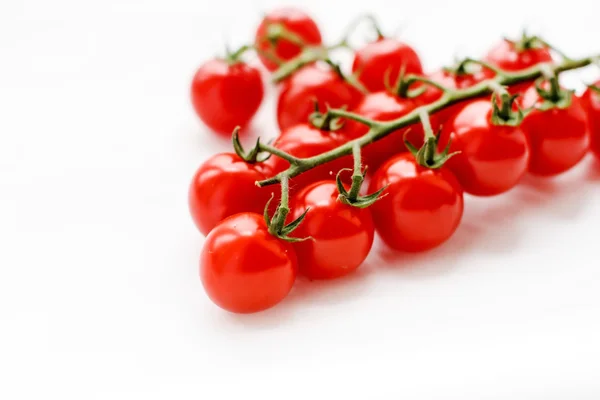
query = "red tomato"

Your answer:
(439, 100), (530, 196)
(520, 85), (589, 176)
(583, 82), (600, 158)
(483, 38), (552, 93)
(289, 181), (375, 279)
(277, 64), (363, 131)
(352, 37), (423, 92)
(347, 91), (423, 171)
(200, 213), (297, 313)
(368, 153), (464, 252)
(418, 67), (491, 127)
(266, 123), (351, 192)
(255, 7), (322, 71)
(191, 59), (263, 135)
(189, 153), (274, 236)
